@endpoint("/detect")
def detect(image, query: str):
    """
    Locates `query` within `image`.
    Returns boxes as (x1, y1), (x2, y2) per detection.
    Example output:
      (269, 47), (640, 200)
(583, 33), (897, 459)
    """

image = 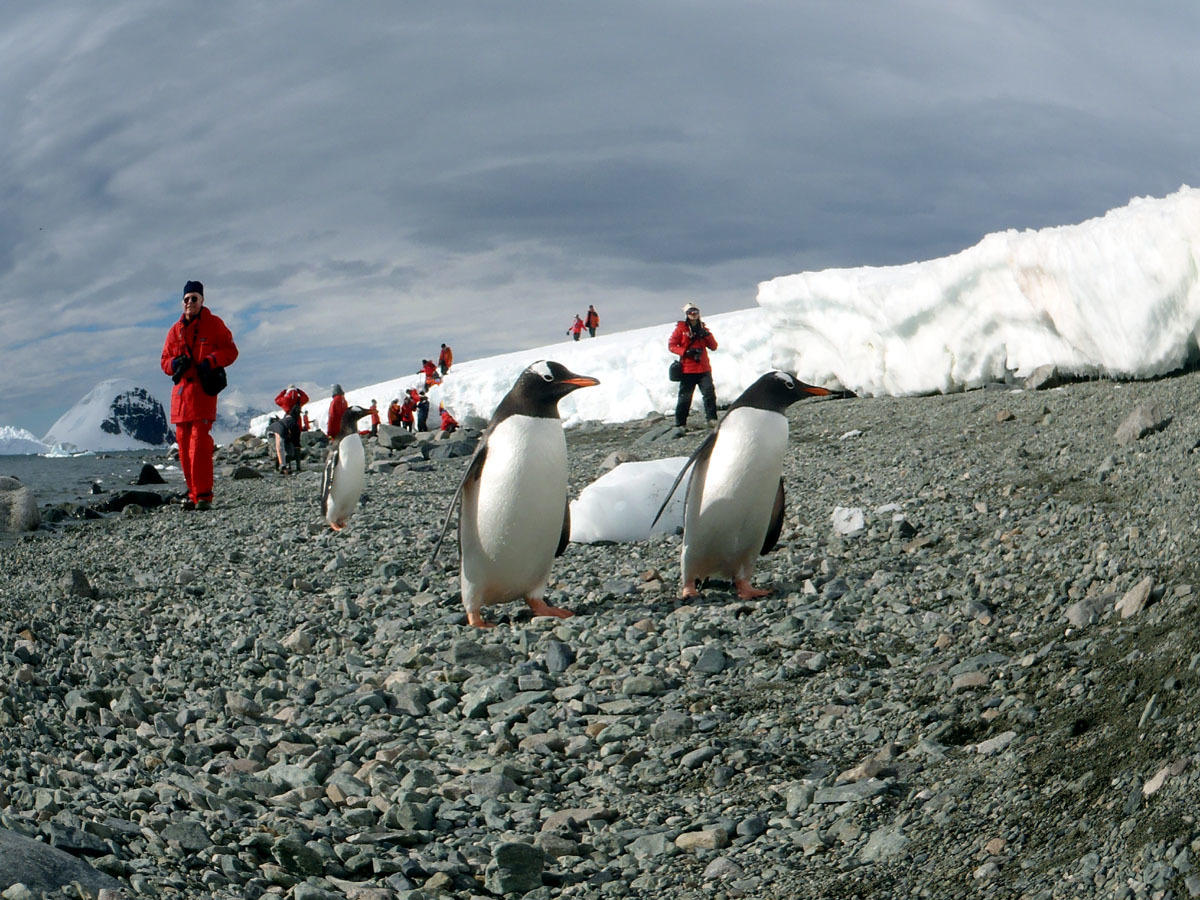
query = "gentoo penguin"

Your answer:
(321, 406), (369, 531)
(652, 371), (830, 600)
(431, 360), (599, 627)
